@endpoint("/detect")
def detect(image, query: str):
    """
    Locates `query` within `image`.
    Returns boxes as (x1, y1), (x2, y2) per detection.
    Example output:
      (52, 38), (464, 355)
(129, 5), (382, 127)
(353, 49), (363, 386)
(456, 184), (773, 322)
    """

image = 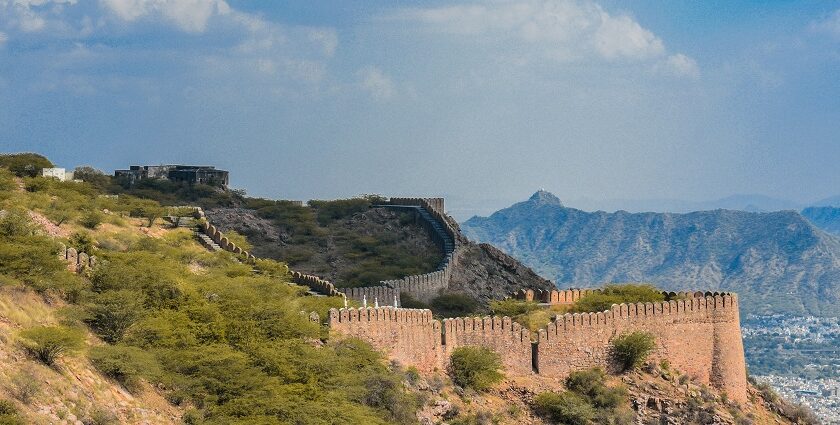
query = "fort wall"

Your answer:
(328, 307), (441, 373)
(443, 315), (533, 376)
(327, 292), (748, 403)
